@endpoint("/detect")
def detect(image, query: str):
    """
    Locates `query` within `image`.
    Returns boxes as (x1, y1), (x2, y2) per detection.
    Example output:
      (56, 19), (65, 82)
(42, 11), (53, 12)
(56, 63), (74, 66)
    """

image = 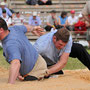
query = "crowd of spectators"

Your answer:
(0, 1), (88, 33)
(0, 1), (89, 48)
